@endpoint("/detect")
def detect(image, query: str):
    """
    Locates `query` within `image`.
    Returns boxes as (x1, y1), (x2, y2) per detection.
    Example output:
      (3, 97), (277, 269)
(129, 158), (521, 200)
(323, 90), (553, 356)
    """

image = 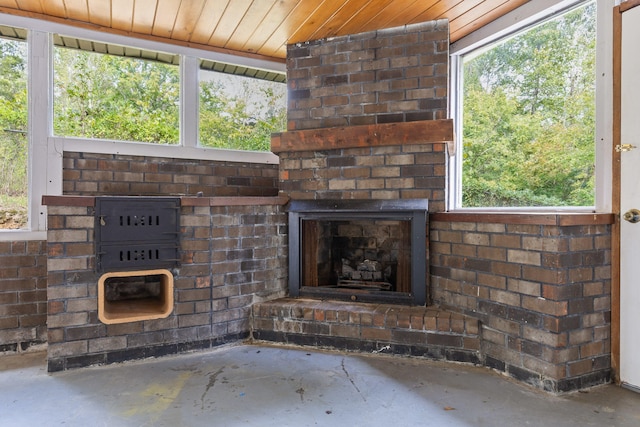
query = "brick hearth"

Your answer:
(252, 298), (480, 364)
